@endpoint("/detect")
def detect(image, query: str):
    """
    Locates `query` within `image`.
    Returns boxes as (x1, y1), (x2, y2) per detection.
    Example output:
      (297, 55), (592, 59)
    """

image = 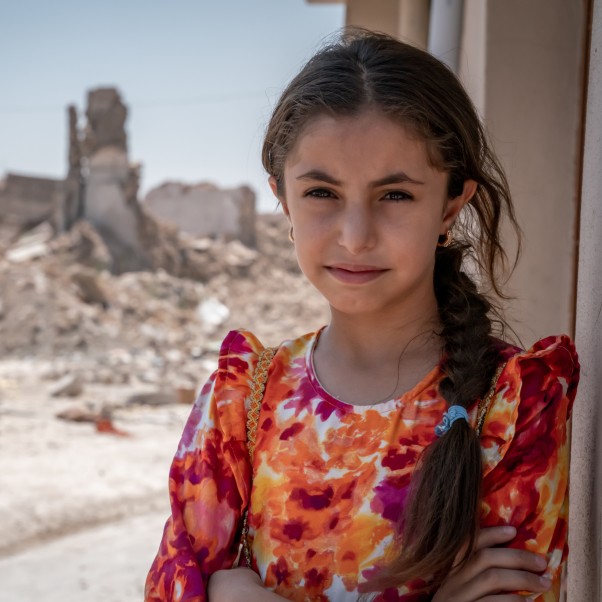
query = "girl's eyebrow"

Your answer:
(296, 169), (425, 186)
